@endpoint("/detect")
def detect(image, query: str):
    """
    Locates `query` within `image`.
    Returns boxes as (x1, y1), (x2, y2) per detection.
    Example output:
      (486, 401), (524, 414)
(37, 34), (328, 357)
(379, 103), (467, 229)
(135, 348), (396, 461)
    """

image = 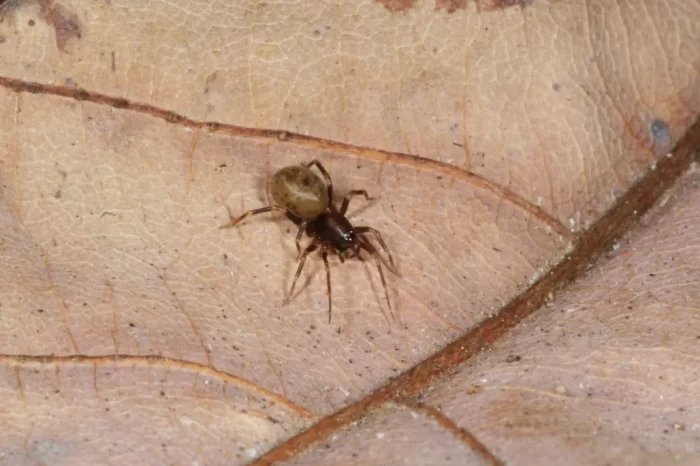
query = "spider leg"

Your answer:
(220, 205), (291, 229)
(304, 159), (333, 202)
(284, 241), (319, 304)
(355, 226), (397, 272)
(339, 190), (372, 216)
(294, 220), (309, 258)
(358, 238), (392, 311)
(321, 246), (332, 323)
